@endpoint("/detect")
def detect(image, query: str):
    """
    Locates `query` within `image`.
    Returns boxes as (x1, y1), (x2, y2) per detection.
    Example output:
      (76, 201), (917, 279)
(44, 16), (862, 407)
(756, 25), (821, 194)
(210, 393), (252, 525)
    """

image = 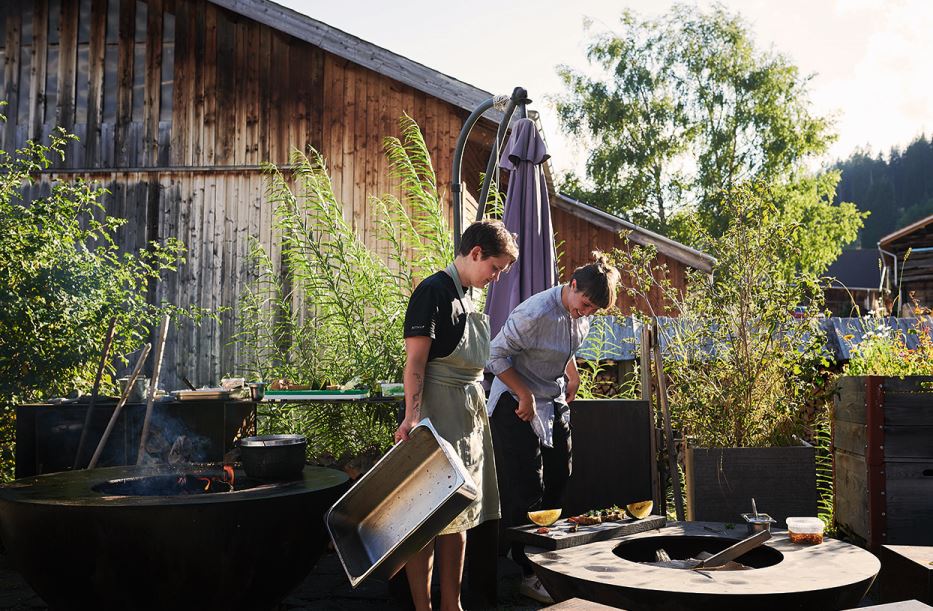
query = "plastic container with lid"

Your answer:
(786, 516), (825, 544)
